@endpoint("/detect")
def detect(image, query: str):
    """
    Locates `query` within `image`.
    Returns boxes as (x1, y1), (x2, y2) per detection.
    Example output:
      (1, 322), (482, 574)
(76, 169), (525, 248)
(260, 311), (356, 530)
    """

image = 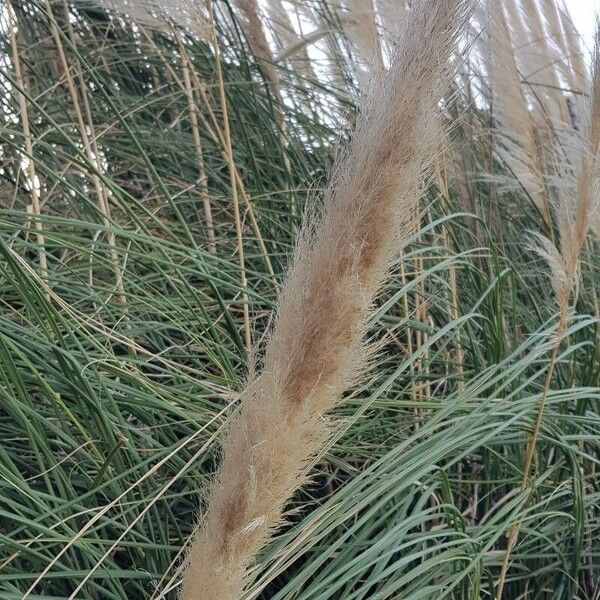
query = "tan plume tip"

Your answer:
(179, 0), (474, 599)
(487, 0), (550, 223)
(532, 24), (600, 319)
